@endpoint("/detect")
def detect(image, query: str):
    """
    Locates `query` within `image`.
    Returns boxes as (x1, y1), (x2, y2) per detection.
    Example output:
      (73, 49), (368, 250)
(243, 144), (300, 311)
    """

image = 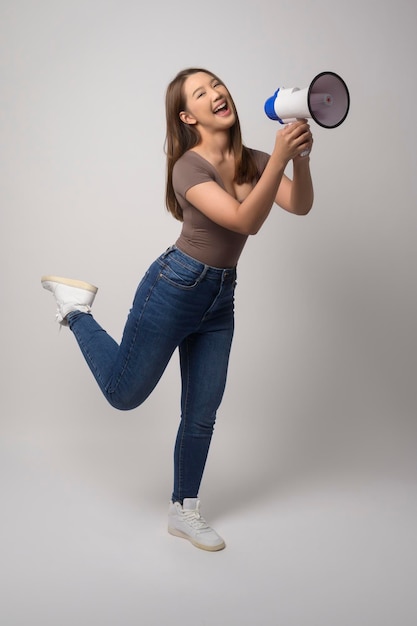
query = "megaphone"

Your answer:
(264, 71), (350, 129)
